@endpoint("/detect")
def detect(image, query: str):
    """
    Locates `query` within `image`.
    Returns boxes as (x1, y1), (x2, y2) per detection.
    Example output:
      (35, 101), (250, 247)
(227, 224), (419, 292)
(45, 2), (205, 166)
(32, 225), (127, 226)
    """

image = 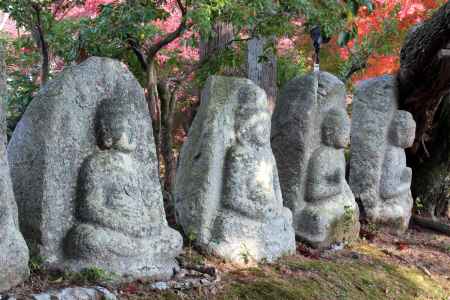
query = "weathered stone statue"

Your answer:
(65, 101), (182, 278)
(378, 111), (415, 230)
(349, 76), (416, 234)
(175, 76), (295, 264)
(8, 57), (181, 280)
(299, 109), (359, 247)
(0, 45), (29, 292)
(272, 72), (359, 248)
